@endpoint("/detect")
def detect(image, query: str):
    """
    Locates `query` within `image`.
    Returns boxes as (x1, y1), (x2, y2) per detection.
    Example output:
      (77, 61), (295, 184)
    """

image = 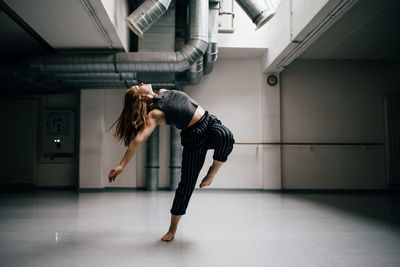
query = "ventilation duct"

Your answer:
(186, 58), (203, 85)
(53, 72), (137, 80)
(126, 0), (172, 38)
(169, 113), (182, 191)
(146, 127), (159, 191)
(235, 0), (275, 30)
(20, 0), (208, 88)
(186, 0), (209, 84)
(203, 0), (219, 75)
